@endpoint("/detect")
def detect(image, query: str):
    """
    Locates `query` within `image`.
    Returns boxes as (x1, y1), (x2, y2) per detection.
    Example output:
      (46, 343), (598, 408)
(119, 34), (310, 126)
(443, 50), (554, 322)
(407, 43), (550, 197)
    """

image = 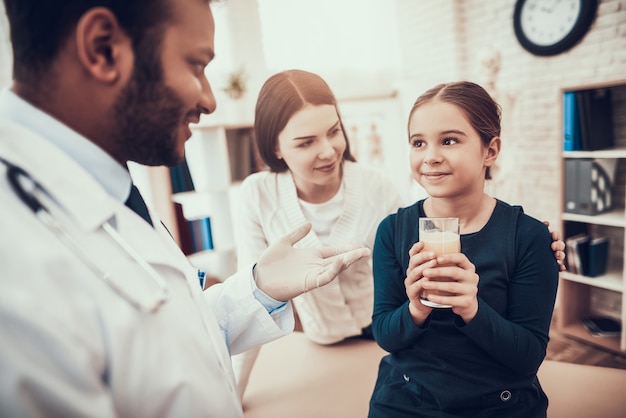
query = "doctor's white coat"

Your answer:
(0, 119), (293, 417)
